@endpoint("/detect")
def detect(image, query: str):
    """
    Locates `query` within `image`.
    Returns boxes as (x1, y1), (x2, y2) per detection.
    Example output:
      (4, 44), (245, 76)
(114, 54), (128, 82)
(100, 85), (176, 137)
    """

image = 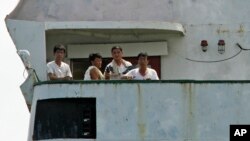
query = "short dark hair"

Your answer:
(111, 46), (123, 52)
(53, 44), (66, 53)
(137, 52), (148, 60)
(89, 53), (102, 62)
